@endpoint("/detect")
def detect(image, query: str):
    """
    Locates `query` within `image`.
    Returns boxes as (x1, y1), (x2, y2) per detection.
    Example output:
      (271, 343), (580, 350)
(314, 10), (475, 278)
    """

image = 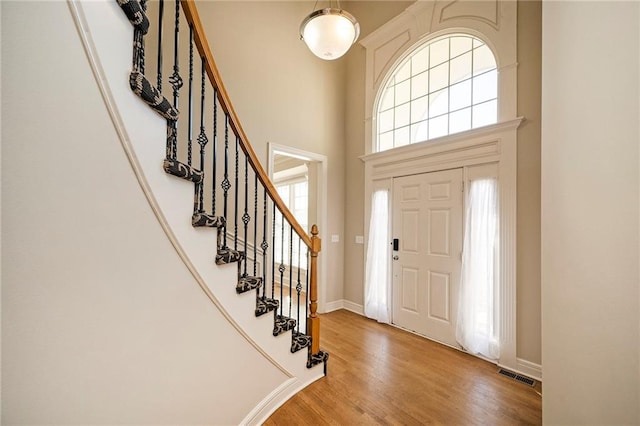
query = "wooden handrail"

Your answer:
(180, 0), (313, 250)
